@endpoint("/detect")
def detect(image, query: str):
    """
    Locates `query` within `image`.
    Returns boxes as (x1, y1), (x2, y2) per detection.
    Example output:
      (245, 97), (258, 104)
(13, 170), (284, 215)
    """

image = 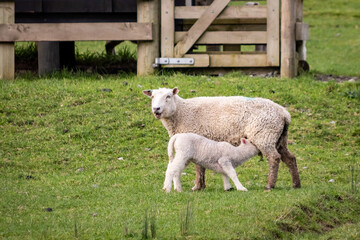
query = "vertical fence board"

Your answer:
(161, 0), (174, 57)
(267, 0), (279, 66)
(0, 1), (14, 80)
(281, 0), (296, 78)
(137, 0), (160, 76)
